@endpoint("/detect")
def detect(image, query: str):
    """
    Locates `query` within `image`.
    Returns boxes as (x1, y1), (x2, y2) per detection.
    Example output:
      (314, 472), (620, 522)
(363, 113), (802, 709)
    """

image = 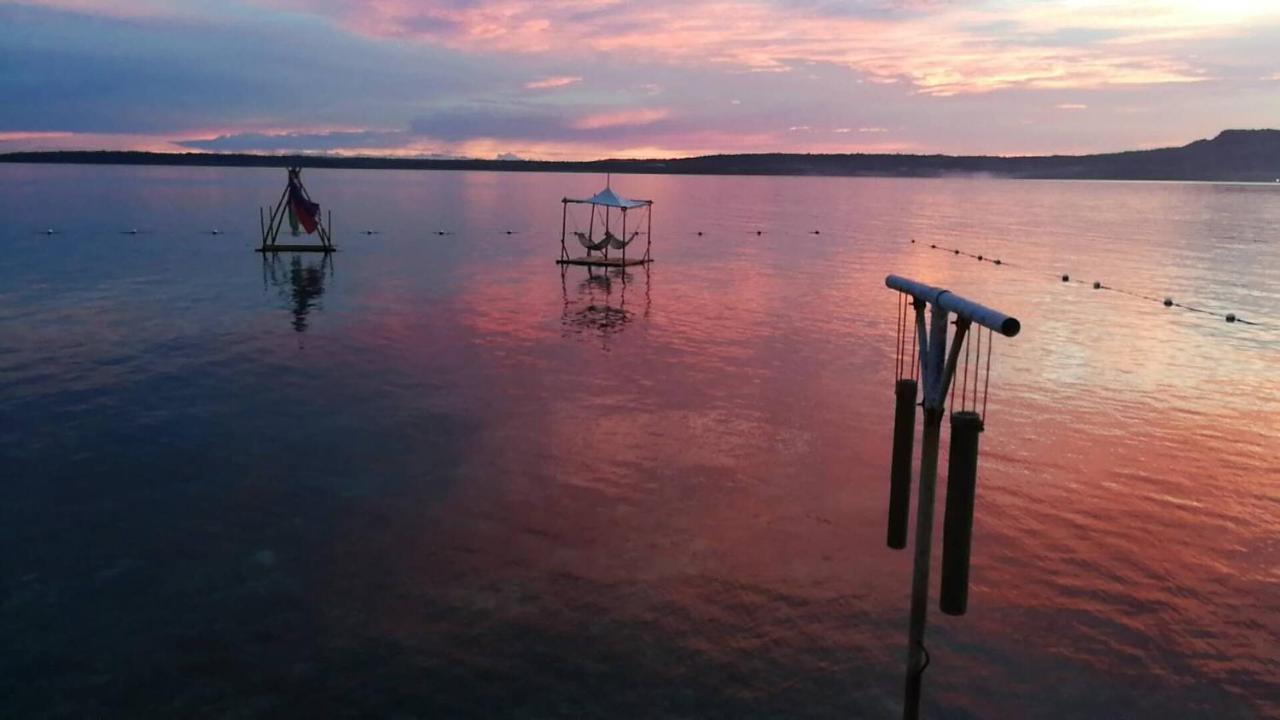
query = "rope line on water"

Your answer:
(911, 239), (1263, 327)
